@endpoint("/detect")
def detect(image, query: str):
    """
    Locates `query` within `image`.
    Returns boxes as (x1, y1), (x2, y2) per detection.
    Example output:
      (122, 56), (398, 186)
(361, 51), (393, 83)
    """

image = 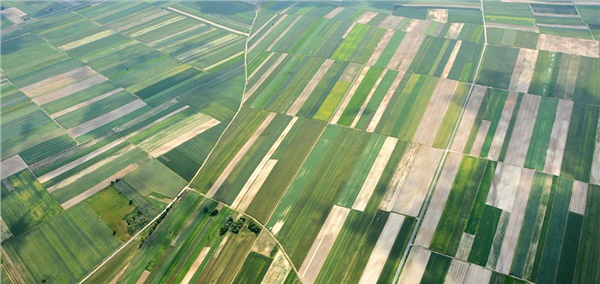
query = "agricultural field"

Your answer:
(2, 1), (599, 284)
